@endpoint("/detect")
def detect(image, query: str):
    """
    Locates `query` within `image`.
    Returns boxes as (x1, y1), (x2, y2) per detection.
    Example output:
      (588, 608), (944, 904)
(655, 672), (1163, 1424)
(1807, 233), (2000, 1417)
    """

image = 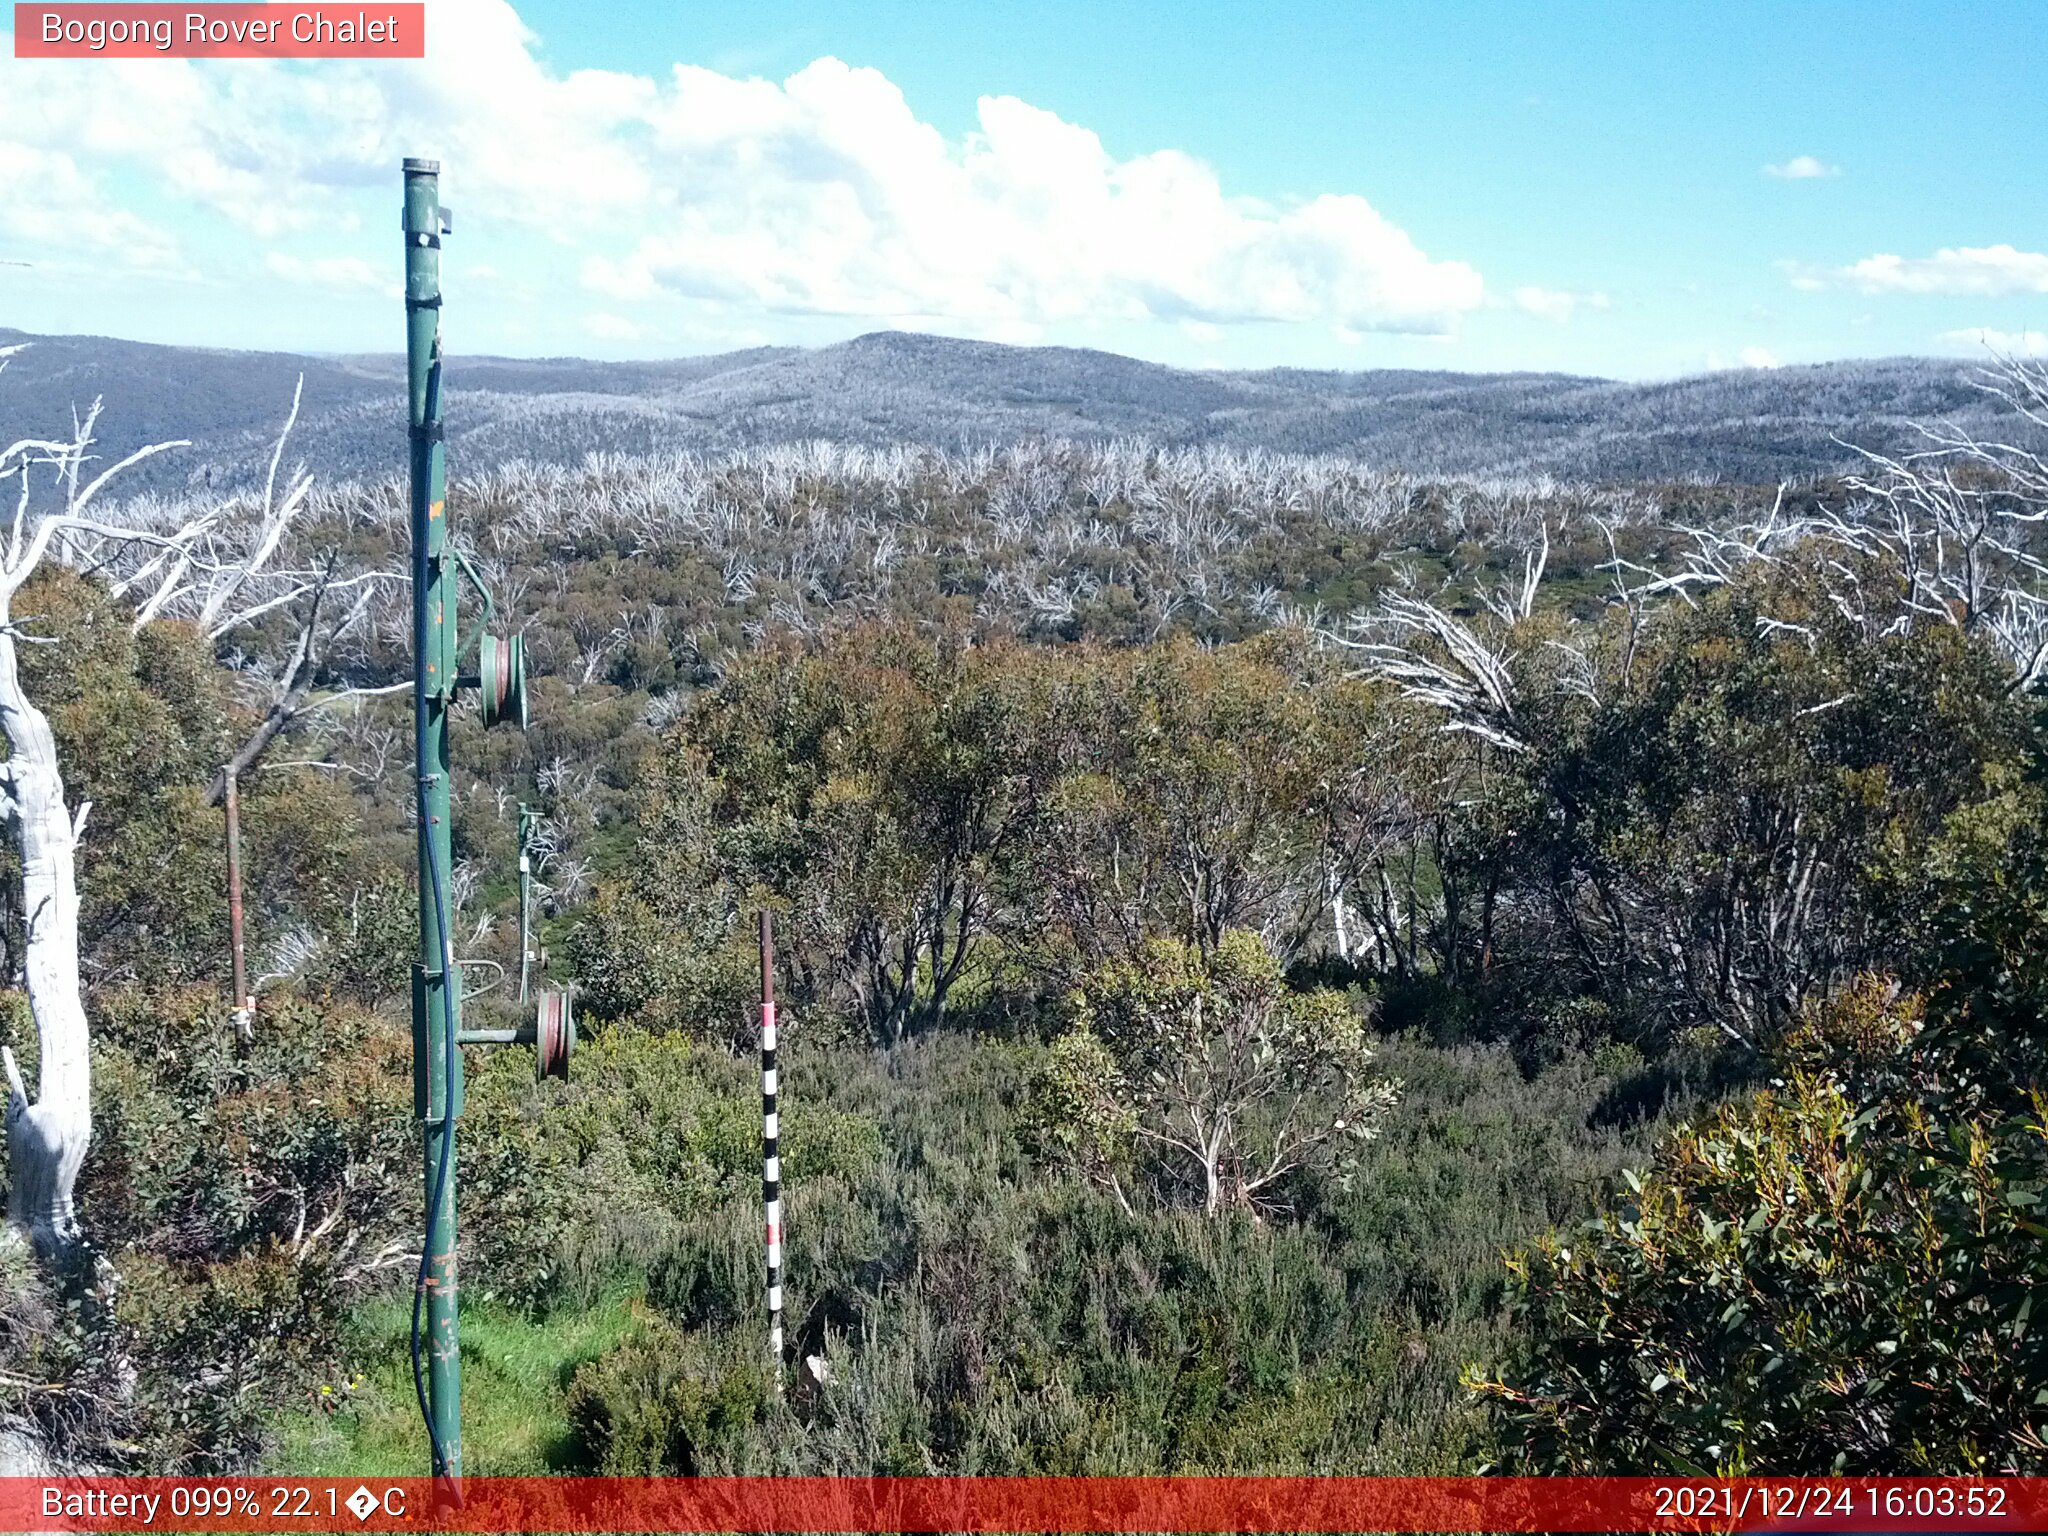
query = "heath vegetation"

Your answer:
(1, 345), (2044, 1474)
